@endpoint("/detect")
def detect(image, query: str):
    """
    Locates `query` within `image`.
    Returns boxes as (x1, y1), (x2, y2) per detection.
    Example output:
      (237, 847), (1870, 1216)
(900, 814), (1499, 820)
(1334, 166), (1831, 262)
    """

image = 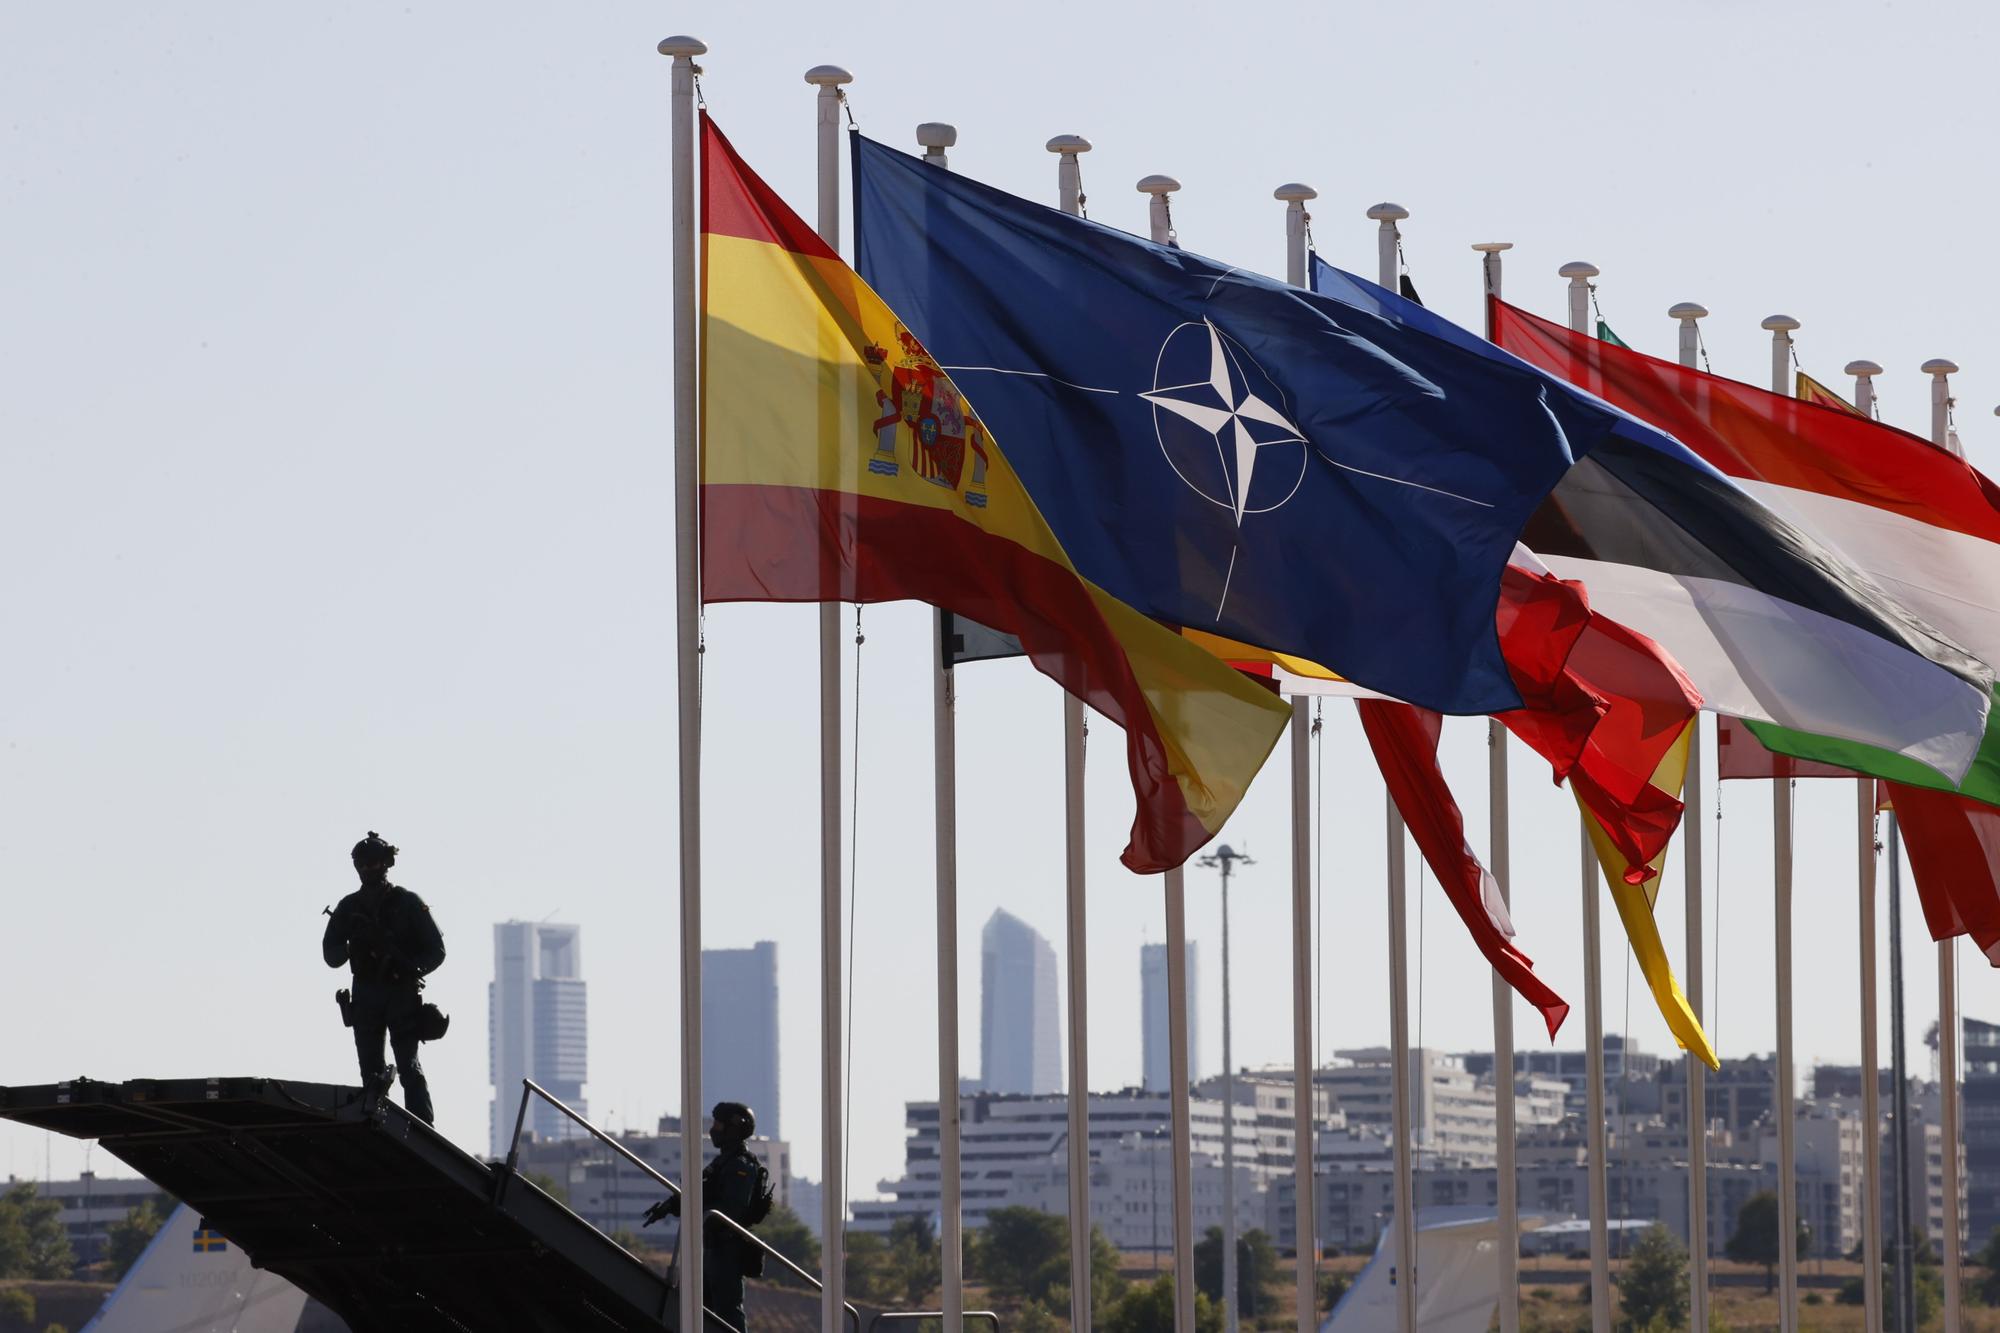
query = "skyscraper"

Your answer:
(490, 921), (588, 1154)
(980, 909), (1061, 1095)
(702, 941), (781, 1139)
(1141, 940), (1200, 1092)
